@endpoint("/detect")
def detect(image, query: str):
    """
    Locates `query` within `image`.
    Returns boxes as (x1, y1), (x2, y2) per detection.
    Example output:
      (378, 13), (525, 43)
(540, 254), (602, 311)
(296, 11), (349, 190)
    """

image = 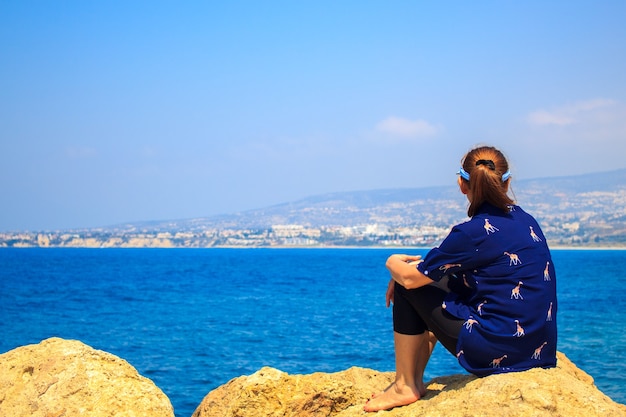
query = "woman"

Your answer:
(364, 145), (557, 412)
